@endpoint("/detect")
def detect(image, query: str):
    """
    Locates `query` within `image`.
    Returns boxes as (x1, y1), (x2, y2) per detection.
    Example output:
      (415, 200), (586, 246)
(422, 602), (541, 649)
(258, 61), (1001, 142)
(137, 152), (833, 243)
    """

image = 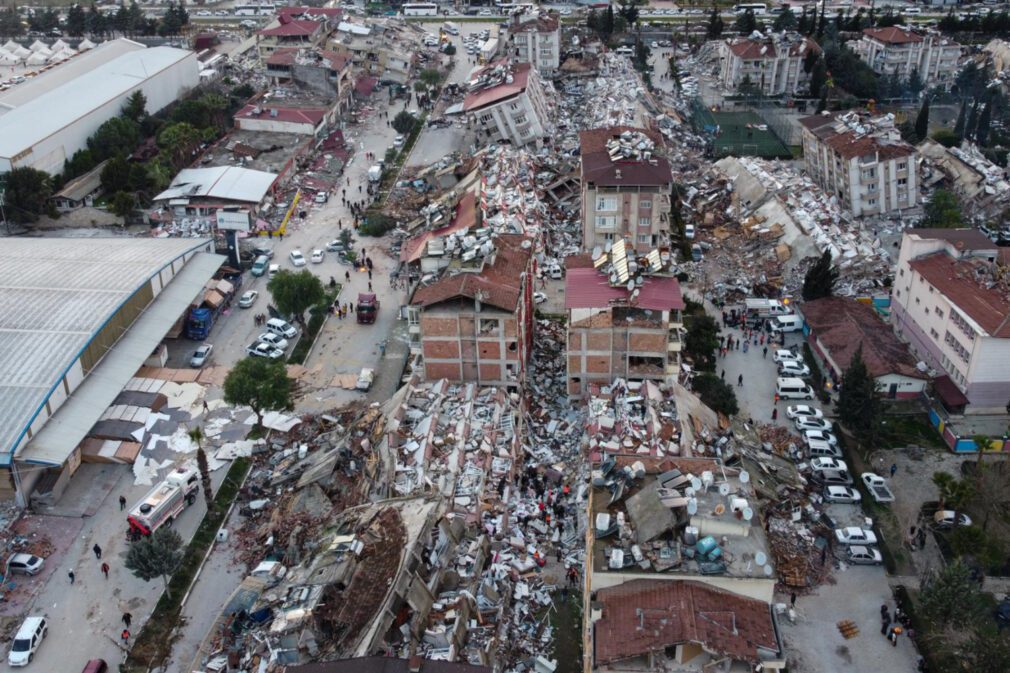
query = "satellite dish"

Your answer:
(605, 241), (613, 253)
(609, 273), (618, 284)
(718, 482), (731, 496)
(687, 498), (698, 515)
(755, 551), (767, 566)
(626, 279), (635, 292)
(743, 507), (754, 521)
(714, 503), (725, 515)
(739, 470), (750, 483)
(685, 487), (696, 497)
(592, 245), (602, 259)
(763, 564), (773, 576)
(690, 477), (702, 490)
